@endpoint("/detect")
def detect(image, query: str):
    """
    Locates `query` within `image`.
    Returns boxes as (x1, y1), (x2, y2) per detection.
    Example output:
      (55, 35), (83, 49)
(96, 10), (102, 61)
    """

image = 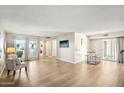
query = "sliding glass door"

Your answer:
(29, 40), (37, 60)
(15, 39), (26, 60)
